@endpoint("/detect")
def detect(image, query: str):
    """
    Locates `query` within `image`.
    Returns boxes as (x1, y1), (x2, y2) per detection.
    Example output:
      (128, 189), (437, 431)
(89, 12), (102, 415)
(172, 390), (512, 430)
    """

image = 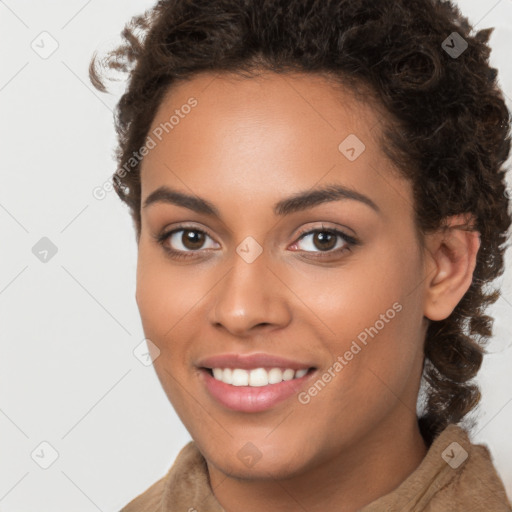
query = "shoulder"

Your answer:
(119, 441), (198, 512)
(432, 425), (511, 511)
(363, 423), (512, 511)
